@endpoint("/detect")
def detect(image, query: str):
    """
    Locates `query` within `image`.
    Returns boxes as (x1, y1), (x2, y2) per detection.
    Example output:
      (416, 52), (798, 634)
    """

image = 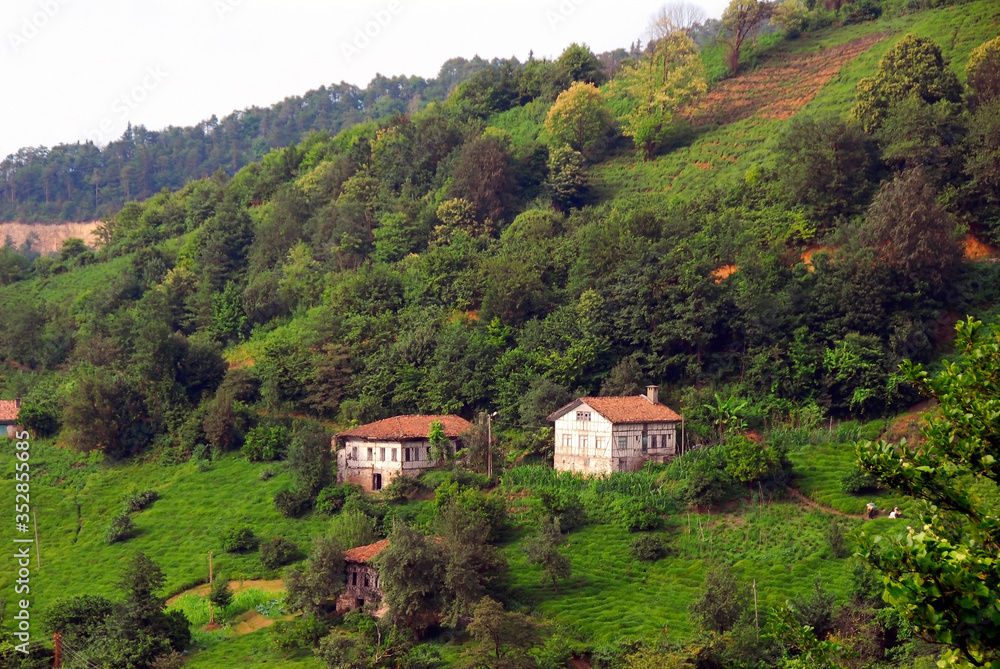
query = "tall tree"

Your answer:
(720, 0), (771, 74)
